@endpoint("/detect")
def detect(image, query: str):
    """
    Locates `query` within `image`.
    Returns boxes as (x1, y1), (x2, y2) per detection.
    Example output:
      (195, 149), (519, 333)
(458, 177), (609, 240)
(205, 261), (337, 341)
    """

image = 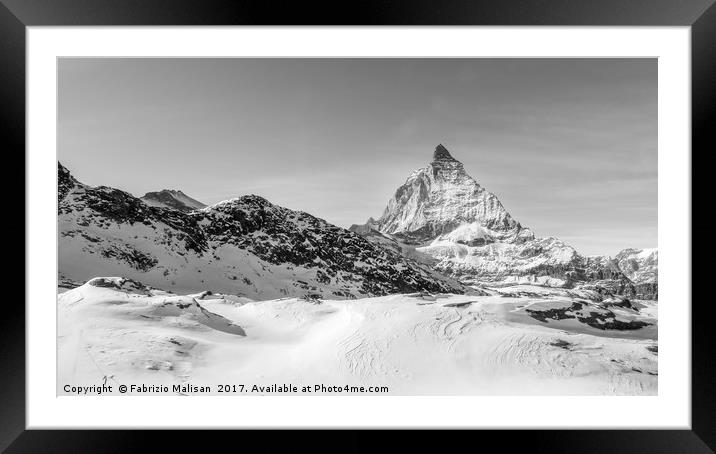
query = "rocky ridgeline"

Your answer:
(58, 162), (464, 299)
(58, 163), (208, 254)
(197, 195), (465, 295)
